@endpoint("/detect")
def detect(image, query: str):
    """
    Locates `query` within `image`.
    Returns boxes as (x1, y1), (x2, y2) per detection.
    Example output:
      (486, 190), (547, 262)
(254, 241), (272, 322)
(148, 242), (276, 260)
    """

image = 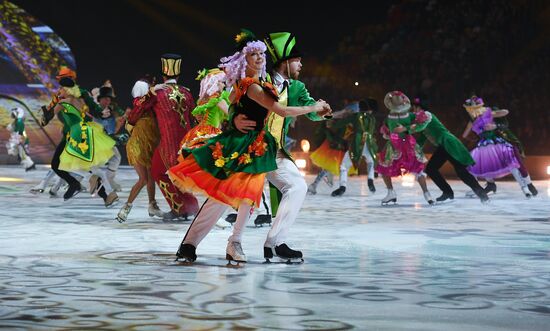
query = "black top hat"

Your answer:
(161, 53), (182, 77)
(58, 77), (75, 87)
(97, 86), (115, 100)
